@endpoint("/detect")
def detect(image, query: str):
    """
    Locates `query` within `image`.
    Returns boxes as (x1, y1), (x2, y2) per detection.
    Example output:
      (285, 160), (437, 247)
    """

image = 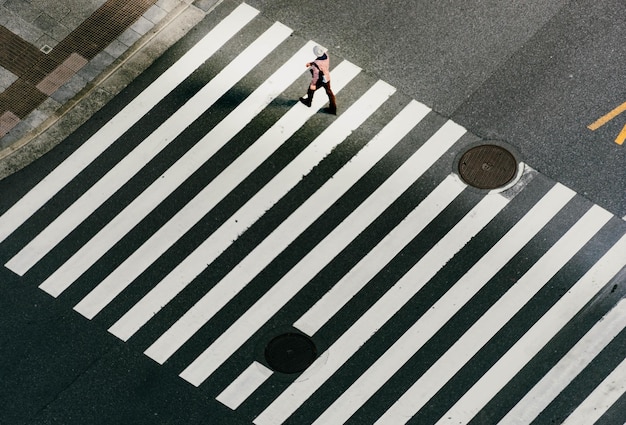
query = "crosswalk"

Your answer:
(1, 2), (625, 424)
